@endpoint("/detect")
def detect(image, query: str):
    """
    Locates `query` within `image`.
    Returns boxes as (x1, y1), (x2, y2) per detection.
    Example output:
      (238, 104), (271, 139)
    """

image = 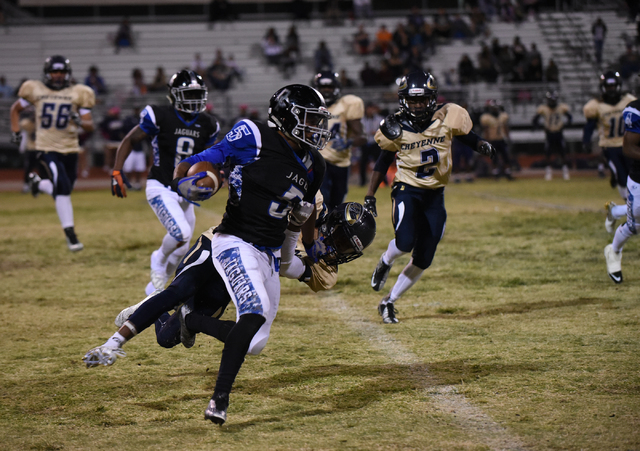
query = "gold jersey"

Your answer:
(375, 103), (473, 189)
(536, 103), (570, 133)
(480, 112), (509, 141)
(18, 80), (95, 153)
(320, 94), (365, 168)
(583, 93), (636, 148)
